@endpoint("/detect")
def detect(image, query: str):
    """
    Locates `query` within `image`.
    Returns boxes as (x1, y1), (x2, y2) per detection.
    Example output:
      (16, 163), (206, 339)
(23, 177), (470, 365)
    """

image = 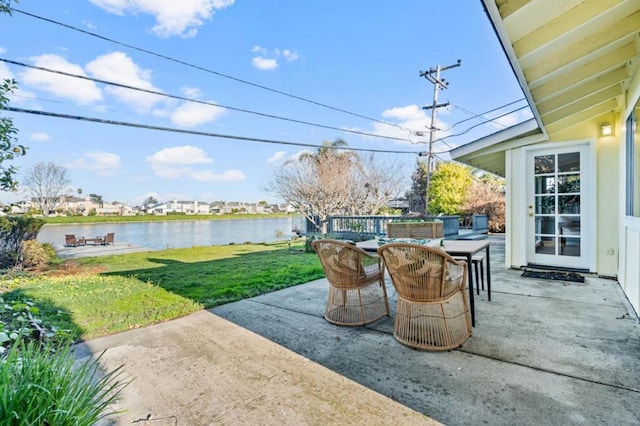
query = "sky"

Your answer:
(0, 0), (531, 207)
